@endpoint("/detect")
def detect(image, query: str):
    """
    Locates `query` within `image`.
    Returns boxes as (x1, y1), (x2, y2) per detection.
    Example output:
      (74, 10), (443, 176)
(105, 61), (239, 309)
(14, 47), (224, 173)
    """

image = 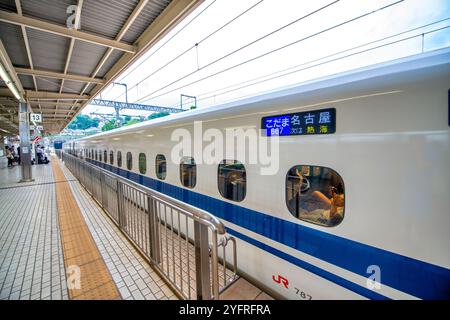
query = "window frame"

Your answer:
(155, 154), (167, 180)
(126, 152), (133, 171)
(217, 160), (247, 202)
(139, 153), (146, 174)
(285, 165), (345, 228)
(117, 151), (122, 167)
(180, 156), (197, 189)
